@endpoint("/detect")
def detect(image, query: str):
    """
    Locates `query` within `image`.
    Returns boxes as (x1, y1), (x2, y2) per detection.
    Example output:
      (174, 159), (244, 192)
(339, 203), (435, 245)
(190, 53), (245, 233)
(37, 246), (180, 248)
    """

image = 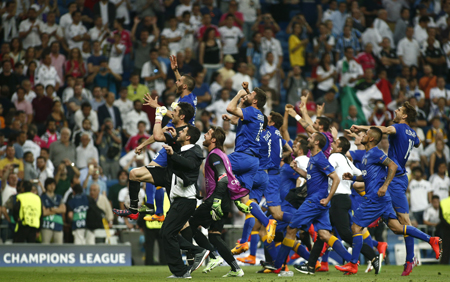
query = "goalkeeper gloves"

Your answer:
(210, 198), (223, 221)
(170, 102), (179, 110)
(155, 106), (168, 121)
(234, 200), (251, 214)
